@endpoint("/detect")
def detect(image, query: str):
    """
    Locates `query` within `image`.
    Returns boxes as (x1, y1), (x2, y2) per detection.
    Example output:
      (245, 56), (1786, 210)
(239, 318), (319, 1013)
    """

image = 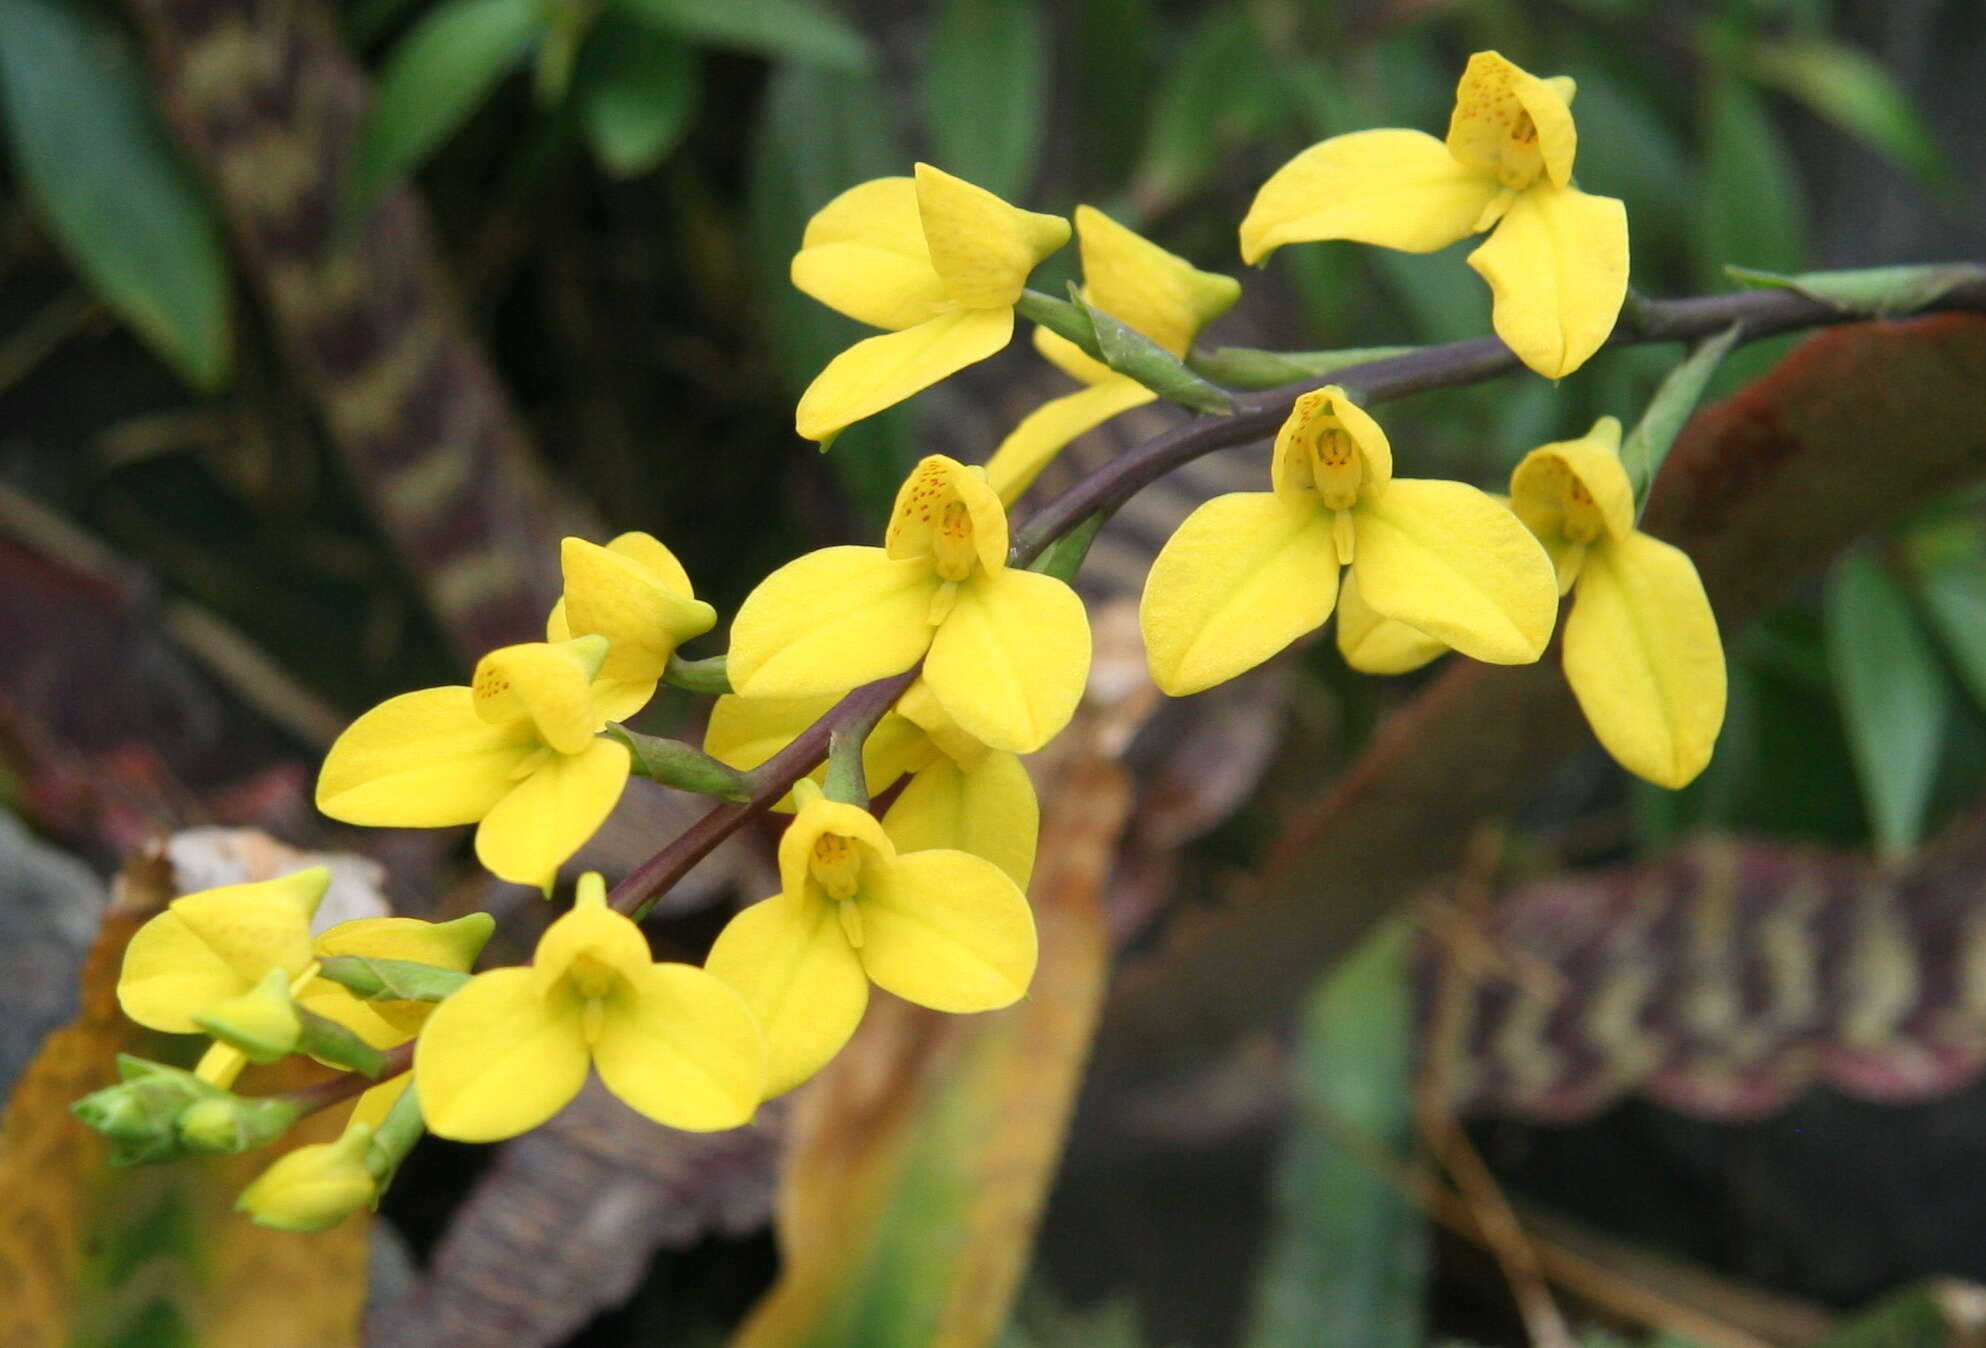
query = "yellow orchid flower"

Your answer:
(547, 531), (717, 722)
(791, 164), (1070, 444)
(1240, 51), (1629, 380)
(118, 868), (326, 1038)
(726, 454), (1091, 754)
(985, 205), (1240, 503)
(298, 909), (498, 1132)
(1140, 386), (1558, 695)
(316, 635), (632, 889)
(704, 677), (1038, 888)
(1509, 417), (1726, 787)
(414, 873), (765, 1142)
(704, 780), (1037, 1097)
(117, 867), (495, 1129)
